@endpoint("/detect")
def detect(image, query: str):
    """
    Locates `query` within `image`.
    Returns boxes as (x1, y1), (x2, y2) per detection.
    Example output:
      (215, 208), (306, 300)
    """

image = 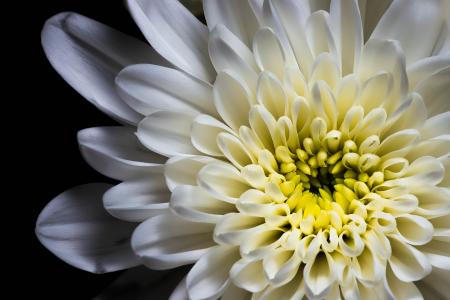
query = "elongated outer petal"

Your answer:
(208, 24), (259, 91)
(42, 13), (161, 125)
(103, 173), (170, 222)
(330, 0), (363, 75)
(407, 55), (450, 90)
(170, 185), (236, 223)
(137, 111), (200, 157)
(371, 0), (449, 64)
(414, 67), (450, 117)
(203, 0), (259, 47)
(388, 235), (432, 282)
(131, 213), (215, 270)
(126, 0), (214, 82)
(36, 184), (139, 273)
(416, 268), (450, 300)
(116, 64), (217, 117)
(230, 259), (268, 293)
(187, 245), (241, 300)
(384, 266), (424, 300)
(358, 38), (408, 114)
(78, 126), (165, 181)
